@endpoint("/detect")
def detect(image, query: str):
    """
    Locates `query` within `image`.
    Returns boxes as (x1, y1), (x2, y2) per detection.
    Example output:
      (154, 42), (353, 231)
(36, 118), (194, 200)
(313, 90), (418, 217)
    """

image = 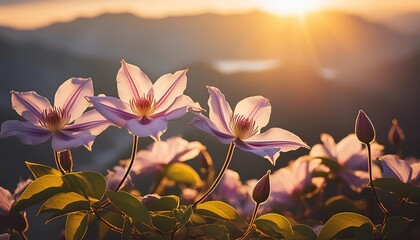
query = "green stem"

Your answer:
(192, 143), (235, 208)
(238, 203), (260, 240)
(115, 135), (139, 192)
(53, 150), (66, 175)
(367, 144), (387, 214)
